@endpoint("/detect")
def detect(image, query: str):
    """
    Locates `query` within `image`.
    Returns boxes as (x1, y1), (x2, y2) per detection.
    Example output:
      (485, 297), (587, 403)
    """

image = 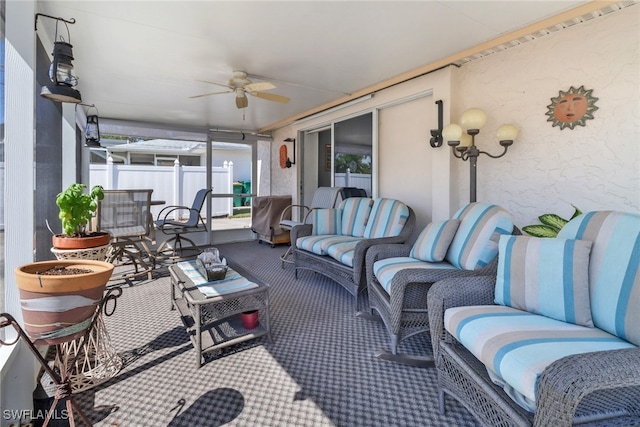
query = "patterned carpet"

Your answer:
(74, 241), (481, 426)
